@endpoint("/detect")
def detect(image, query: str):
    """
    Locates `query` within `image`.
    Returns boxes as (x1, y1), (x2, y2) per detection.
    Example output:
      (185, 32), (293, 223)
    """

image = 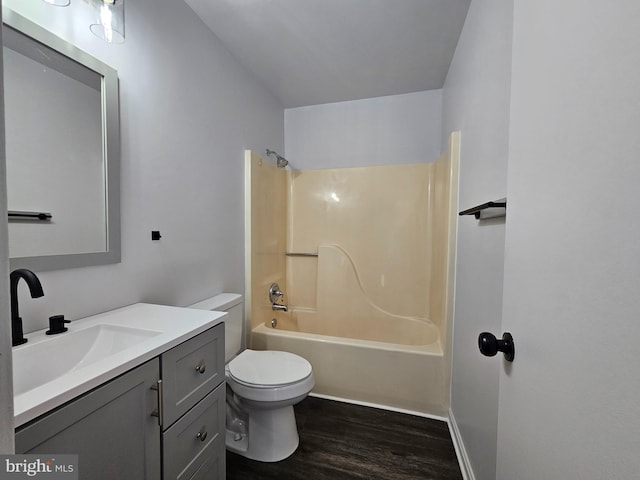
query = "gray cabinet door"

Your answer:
(161, 324), (224, 428)
(16, 359), (161, 480)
